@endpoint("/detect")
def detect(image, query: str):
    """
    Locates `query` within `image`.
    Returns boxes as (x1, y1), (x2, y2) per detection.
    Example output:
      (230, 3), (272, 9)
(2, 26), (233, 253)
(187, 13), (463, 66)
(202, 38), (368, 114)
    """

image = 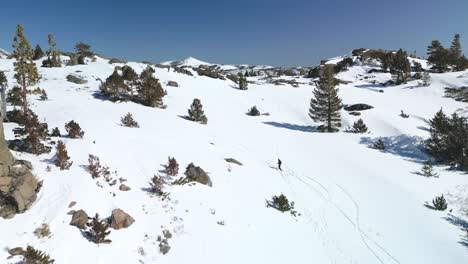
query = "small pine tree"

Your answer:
(86, 213), (112, 244)
(432, 194), (447, 211)
(65, 120), (84, 138)
(54, 140), (72, 170)
(165, 157), (179, 176)
(33, 44), (45, 60)
(100, 70), (126, 101)
(150, 174), (167, 197)
(266, 194), (297, 216)
(74, 42), (93, 64)
(238, 72), (248, 90)
(400, 110), (409, 118)
(372, 138), (385, 150)
(22, 246), (55, 264)
(141, 76), (166, 108)
(87, 154), (102, 179)
(450, 34), (462, 66)
(12, 24), (40, 114)
(40, 89), (48, 100)
(427, 40), (450, 73)
(42, 34), (61, 68)
(350, 118), (368, 133)
(120, 112), (139, 128)
(246, 106), (261, 116)
(309, 64), (342, 132)
(122, 65), (138, 97)
(13, 110), (50, 154)
(421, 160), (438, 177)
(188, 98), (208, 124)
(421, 72), (431, 87)
(390, 49), (411, 84)
(0, 71), (7, 120)
(139, 65), (155, 81)
(50, 127), (61, 137)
